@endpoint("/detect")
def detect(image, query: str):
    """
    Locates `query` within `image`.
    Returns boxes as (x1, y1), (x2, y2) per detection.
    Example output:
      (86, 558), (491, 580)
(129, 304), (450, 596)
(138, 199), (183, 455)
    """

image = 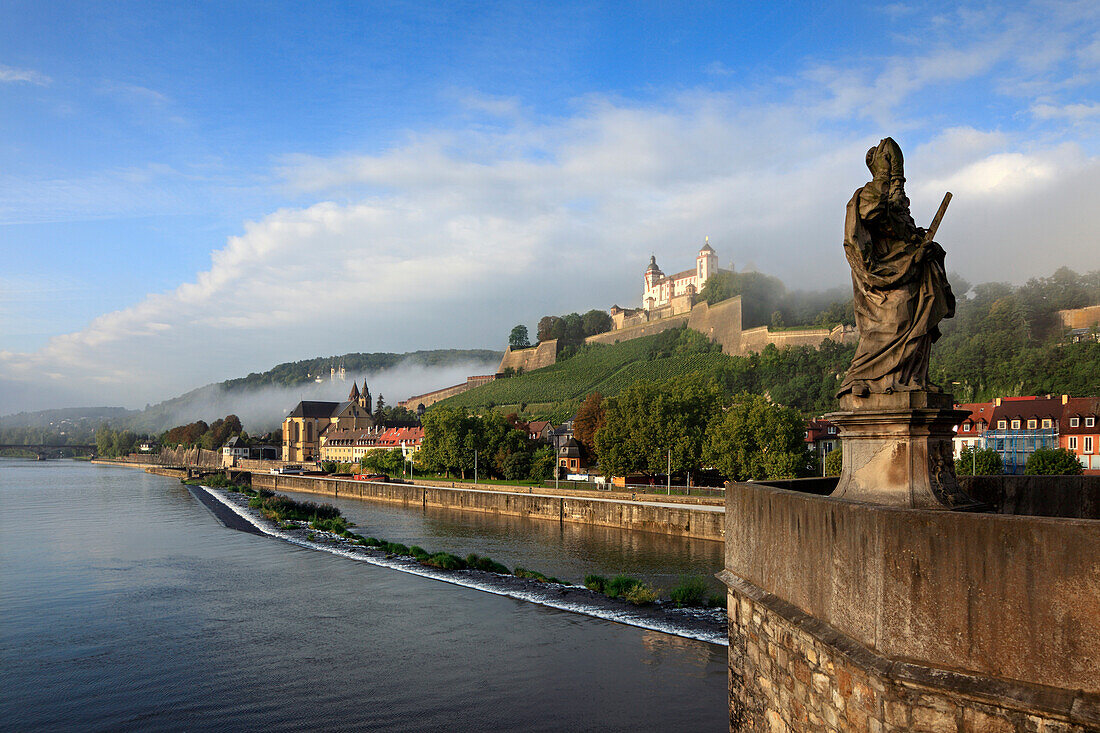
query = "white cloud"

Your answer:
(4, 1), (1100, 412)
(1031, 101), (1100, 120)
(0, 64), (50, 85)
